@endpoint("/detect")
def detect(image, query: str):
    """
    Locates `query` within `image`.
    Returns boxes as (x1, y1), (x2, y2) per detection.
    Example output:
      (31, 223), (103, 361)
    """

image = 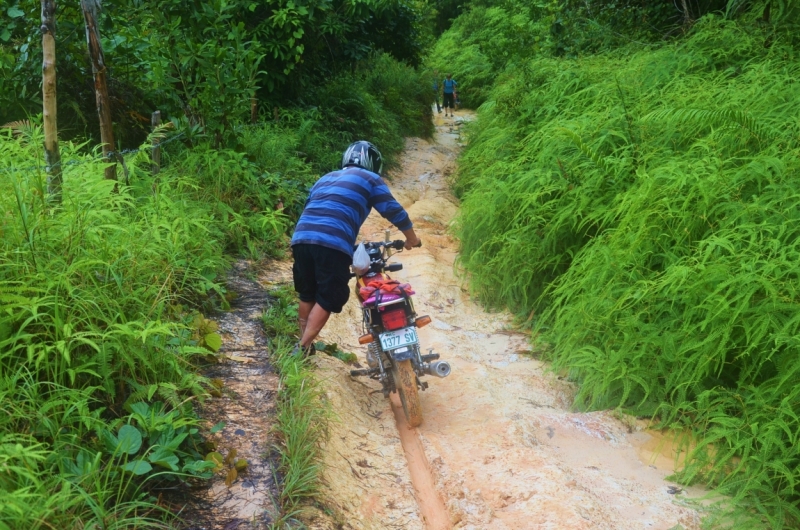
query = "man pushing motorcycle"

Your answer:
(289, 141), (422, 356)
